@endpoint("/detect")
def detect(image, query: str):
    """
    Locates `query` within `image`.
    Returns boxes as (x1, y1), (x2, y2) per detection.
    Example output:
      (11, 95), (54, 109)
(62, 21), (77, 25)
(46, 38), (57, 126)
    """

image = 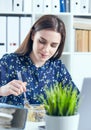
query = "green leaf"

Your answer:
(39, 82), (80, 116)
